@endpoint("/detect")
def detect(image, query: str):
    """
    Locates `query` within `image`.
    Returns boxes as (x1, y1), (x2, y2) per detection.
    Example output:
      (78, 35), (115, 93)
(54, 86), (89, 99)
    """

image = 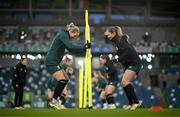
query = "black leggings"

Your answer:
(13, 85), (24, 107)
